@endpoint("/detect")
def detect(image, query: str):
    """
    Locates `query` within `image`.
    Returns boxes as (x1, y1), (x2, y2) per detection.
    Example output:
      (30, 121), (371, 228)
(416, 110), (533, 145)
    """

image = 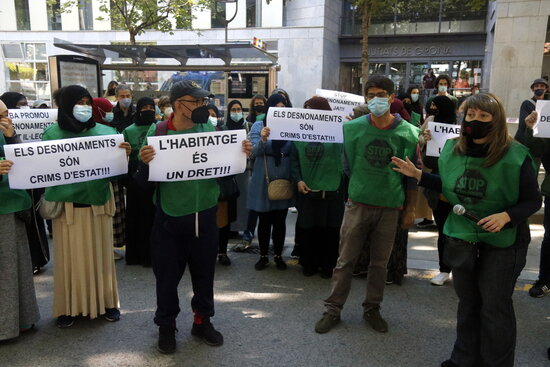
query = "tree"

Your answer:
(48, 0), (211, 44)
